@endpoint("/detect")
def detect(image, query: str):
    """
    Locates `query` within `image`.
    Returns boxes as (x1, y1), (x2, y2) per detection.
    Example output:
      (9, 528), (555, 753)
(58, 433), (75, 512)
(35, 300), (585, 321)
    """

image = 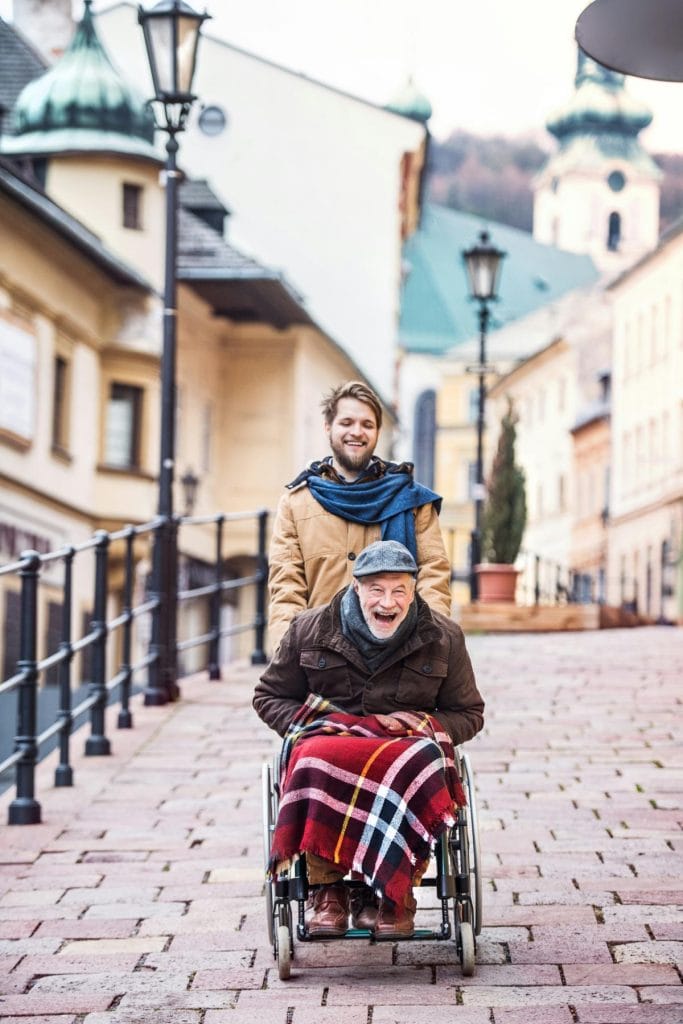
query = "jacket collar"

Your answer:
(316, 589), (441, 673)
